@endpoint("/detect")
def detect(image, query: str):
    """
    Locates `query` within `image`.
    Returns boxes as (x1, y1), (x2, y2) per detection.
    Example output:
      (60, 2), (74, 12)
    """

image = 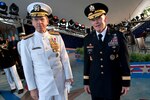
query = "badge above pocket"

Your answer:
(86, 43), (94, 55)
